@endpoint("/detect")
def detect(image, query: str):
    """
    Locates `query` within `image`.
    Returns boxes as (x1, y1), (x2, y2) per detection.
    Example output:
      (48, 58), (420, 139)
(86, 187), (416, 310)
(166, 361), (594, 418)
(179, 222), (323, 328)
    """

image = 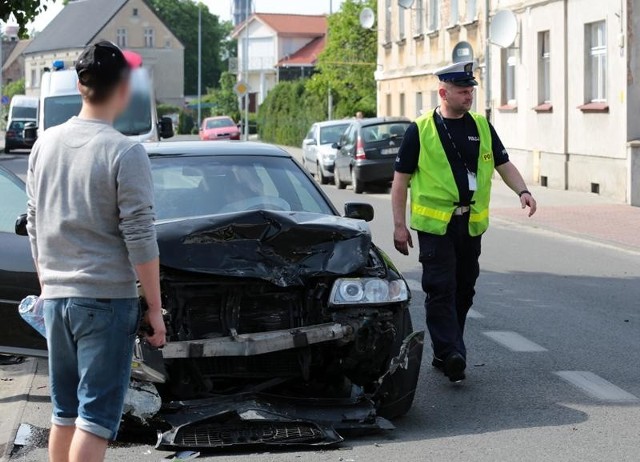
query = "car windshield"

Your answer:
(0, 169), (26, 234)
(9, 120), (26, 130)
(11, 107), (37, 120)
(151, 155), (334, 221)
(206, 118), (235, 129)
(319, 124), (349, 145)
(361, 122), (410, 143)
(43, 92), (152, 135)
